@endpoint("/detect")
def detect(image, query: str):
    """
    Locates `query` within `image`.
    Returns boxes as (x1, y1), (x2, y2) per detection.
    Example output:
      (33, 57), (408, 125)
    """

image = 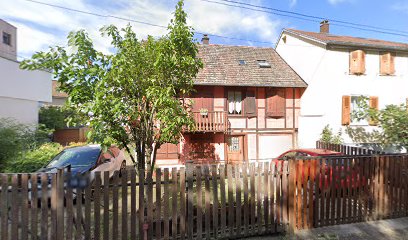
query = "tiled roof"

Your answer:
(195, 44), (307, 88)
(52, 80), (68, 98)
(285, 29), (408, 51)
